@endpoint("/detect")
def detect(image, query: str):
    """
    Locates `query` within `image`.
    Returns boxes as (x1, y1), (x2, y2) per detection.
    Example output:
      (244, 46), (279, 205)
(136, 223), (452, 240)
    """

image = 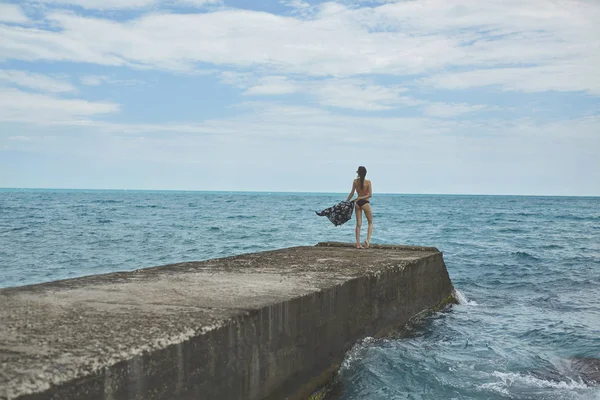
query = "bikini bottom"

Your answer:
(356, 199), (370, 207)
